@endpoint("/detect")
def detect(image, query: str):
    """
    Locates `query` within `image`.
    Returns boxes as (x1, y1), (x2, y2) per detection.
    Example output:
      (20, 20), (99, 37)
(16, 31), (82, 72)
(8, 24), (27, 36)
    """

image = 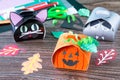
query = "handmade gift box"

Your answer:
(83, 7), (120, 41)
(10, 9), (47, 42)
(52, 32), (99, 71)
